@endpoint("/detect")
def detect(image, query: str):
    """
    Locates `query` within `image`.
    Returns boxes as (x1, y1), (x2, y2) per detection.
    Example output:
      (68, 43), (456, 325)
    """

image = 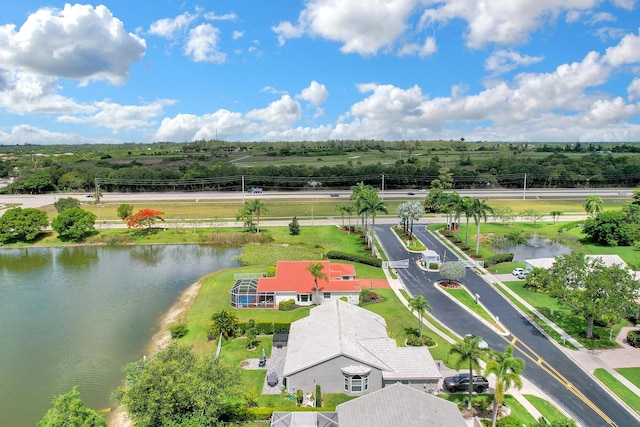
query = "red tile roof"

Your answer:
(257, 261), (361, 293)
